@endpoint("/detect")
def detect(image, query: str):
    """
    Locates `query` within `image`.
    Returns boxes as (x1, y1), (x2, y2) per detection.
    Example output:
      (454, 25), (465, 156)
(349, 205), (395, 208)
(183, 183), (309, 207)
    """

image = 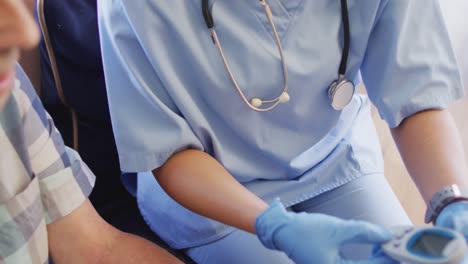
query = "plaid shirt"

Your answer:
(0, 65), (95, 263)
